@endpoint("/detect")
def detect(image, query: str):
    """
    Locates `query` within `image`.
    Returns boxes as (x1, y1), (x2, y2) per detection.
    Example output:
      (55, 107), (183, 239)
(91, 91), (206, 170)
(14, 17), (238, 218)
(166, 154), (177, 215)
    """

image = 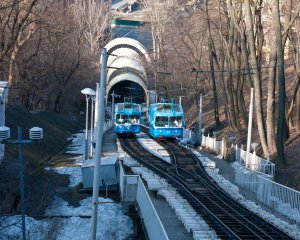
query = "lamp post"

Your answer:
(197, 92), (211, 146)
(90, 93), (96, 158)
(0, 126), (43, 240)
(90, 48), (107, 240)
(81, 88), (95, 161)
(198, 94), (202, 145)
(246, 88), (254, 167)
(111, 91), (116, 122)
